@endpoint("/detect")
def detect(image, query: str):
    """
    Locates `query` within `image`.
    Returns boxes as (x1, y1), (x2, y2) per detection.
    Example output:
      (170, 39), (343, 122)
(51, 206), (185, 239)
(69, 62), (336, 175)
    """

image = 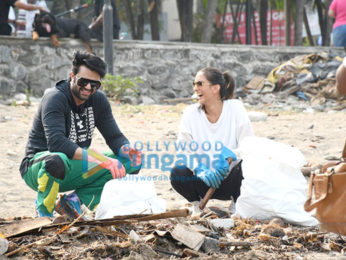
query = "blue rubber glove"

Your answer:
(194, 164), (223, 189)
(213, 146), (237, 177)
(221, 146), (237, 161)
